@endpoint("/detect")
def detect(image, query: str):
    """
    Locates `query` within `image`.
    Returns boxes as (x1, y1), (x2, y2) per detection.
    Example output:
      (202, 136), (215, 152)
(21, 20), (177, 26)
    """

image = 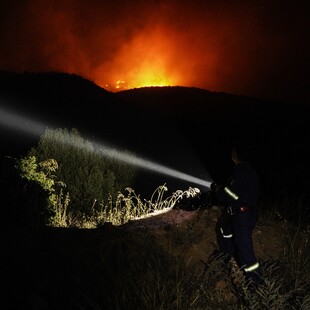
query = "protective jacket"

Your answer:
(216, 160), (260, 283)
(219, 161), (259, 212)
